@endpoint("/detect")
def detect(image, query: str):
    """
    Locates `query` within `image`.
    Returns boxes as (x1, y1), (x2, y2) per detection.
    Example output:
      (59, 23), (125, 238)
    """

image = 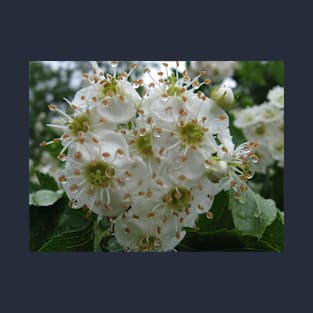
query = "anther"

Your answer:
(206, 212), (214, 219)
(74, 151), (82, 160)
(73, 169), (80, 176)
(92, 137), (99, 144)
(234, 192), (241, 199)
(58, 175), (66, 183)
(181, 95), (187, 102)
(162, 215), (168, 223)
(116, 149), (124, 156)
(146, 191), (153, 199)
(69, 184), (78, 192)
(48, 104), (56, 111)
(175, 191), (182, 199)
(155, 179), (163, 186)
(198, 204), (204, 211)
(178, 175), (186, 181)
(155, 157), (161, 164)
(123, 193), (131, 200)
